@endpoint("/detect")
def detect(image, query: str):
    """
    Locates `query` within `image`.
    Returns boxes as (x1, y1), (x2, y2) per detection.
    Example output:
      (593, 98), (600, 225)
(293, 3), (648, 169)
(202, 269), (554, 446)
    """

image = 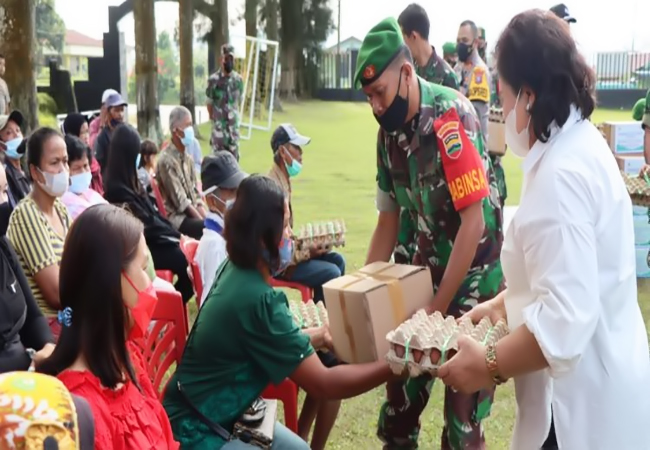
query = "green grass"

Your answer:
(194, 101), (650, 449)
